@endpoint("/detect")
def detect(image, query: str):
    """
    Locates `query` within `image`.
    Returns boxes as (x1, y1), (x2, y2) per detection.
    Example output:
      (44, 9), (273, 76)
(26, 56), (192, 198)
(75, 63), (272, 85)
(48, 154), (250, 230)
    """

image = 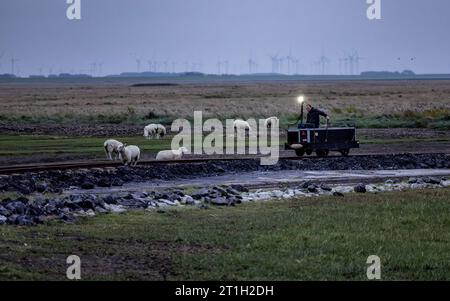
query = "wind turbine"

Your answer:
(268, 53), (280, 73)
(319, 55), (330, 75)
(0, 52), (4, 72)
(136, 58), (141, 73)
(10, 56), (19, 75)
